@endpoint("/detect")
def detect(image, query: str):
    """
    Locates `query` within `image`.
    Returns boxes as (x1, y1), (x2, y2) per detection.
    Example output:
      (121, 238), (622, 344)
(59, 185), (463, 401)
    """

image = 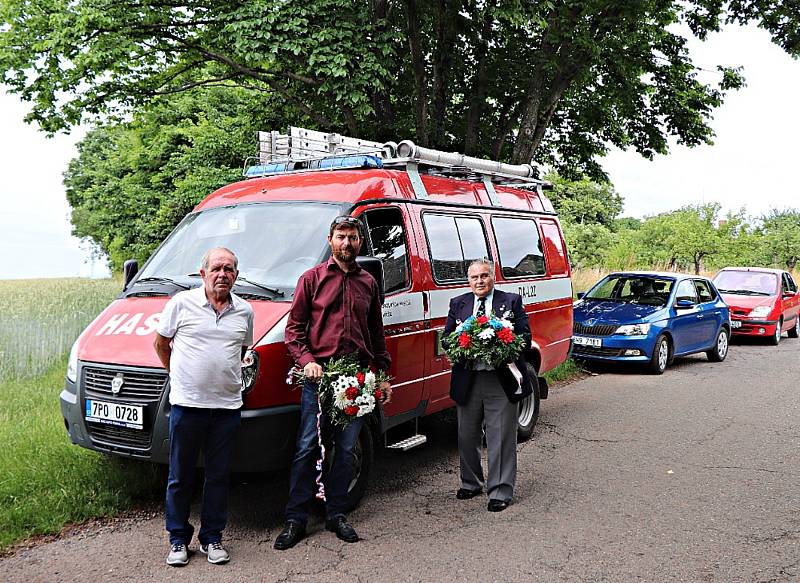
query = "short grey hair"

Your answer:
(467, 258), (494, 272)
(201, 247), (239, 271)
